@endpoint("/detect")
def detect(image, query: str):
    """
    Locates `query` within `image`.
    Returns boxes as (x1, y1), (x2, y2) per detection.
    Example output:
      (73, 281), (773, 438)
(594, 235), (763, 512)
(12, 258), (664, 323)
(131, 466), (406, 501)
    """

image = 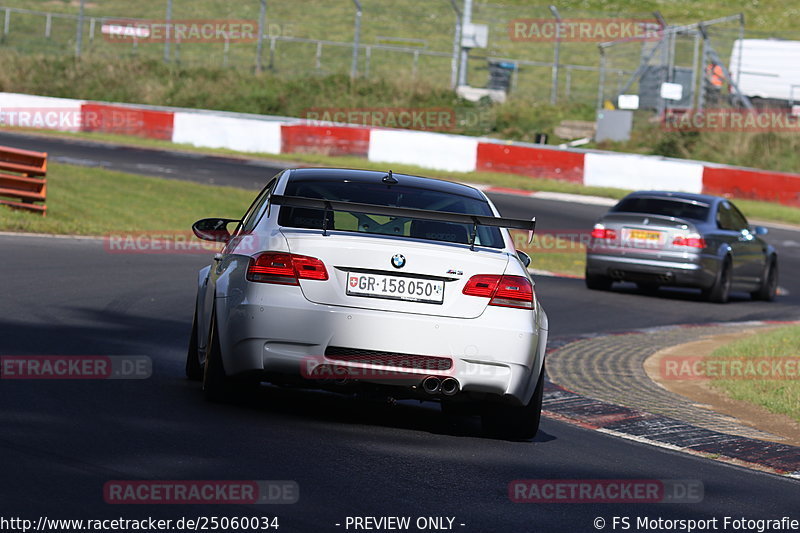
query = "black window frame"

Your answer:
(235, 174), (280, 236)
